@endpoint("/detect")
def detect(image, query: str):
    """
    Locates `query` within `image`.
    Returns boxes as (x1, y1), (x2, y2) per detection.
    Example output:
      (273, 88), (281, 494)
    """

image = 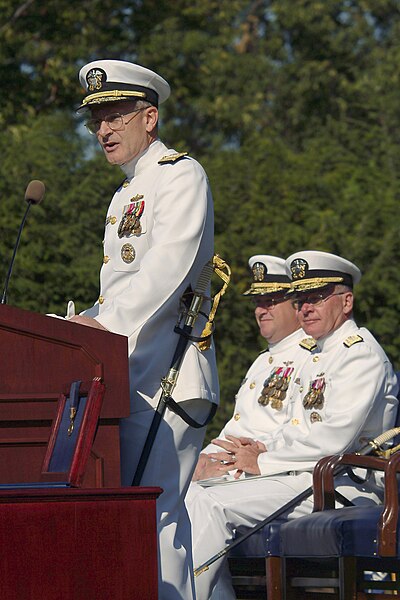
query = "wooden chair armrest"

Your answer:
(313, 454), (387, 512)
(379, 452), (400, 556)
(313, 454), (342, 511)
